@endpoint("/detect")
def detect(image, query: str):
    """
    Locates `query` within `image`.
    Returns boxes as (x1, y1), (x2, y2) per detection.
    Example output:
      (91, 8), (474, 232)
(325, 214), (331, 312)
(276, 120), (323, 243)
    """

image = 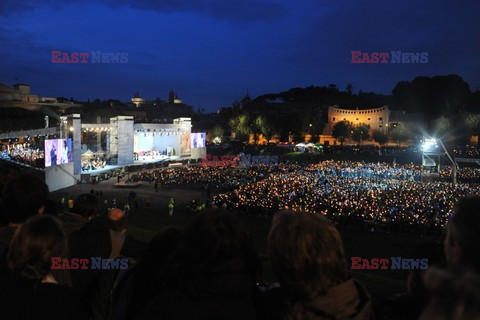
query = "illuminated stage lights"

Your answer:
(421, 138), (438, 152)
